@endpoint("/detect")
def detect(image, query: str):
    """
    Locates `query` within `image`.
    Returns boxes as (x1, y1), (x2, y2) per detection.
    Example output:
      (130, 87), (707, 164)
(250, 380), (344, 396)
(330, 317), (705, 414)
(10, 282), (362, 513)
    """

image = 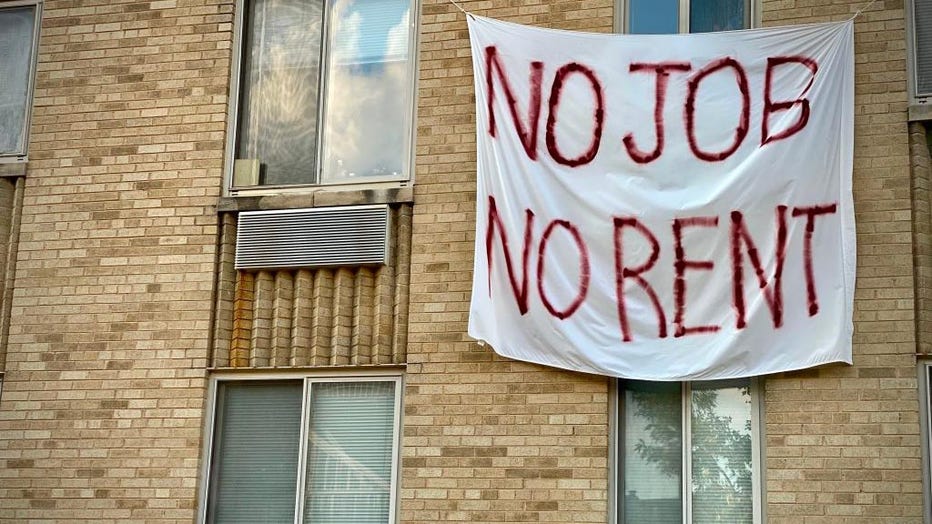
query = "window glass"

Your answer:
(0, 6), (37, 156)
(320, 0), (412, 183)
(207, 381), (304, 524)
(232, 0), (413, 188)
(628, 0), (678, 34)
(689, 0), (747, 33)
(914, 0), (932, 95)
(205, 378), (400, 523)
(690, 383), (753, 524)
(620, 380), (757, 524)
(303, 381), (396, 522)
(625, 0), (749, 35)
(236, 0), (324, 186)
(623, 381), (683, 524)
